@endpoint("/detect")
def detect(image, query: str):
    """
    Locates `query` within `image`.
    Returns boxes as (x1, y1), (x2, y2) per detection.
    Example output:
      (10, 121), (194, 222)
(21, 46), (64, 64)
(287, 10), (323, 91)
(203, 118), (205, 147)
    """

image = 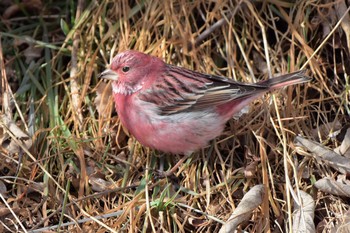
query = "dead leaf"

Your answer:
(26, 182), (44, 194)
(314, 177), (350, 197)
(292, 190), (315, 233)
(219, 184), (265, 233)
(94, 81), (113, 117)
(331, 210), (350, 233)
(0, 114), (32, 155)
(244, 151), (260, 178)
(335, 0), (350, 53)
(188, 217), (208, 227)
(316, 219), (328, 233)
(13, 37), (43, 63)
(334, 128), (350, 158)
(0, 206), (20, 218)
(89, 176), (116, 192)
(321, 8), (337, 41)
(3, 0), (43, 19)
(310, 120), (342, 139)
(295, 136), (350, 174)
(252, 51), (268, 74)
(23, 45), (42, 64)
(0, 181), (7, 197)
